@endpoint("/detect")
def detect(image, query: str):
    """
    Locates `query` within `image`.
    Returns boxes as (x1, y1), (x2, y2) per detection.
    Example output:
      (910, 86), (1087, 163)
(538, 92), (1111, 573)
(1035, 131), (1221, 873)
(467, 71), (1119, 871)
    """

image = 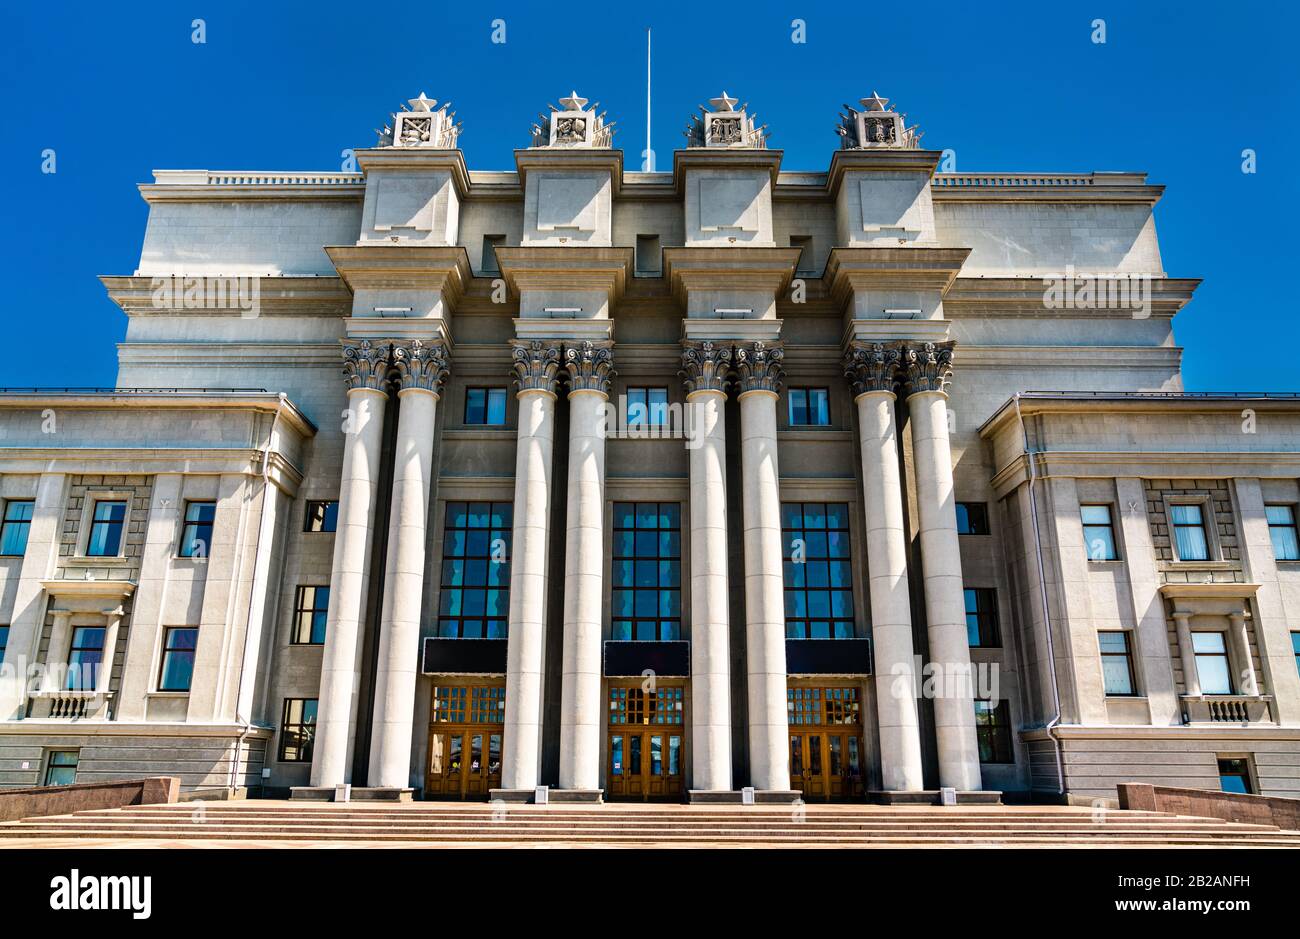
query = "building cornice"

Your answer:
(353, 147), (471, 198)
(661, 246), (801, 312)
(0, 390), (316, 437)
(139, 170), (365, 204)
(494, 246), (634, 305)
(826, 148), (944, 200)
(824, 246), (971, 311)
(943, 276), (1200, 317)
(979, 392), (1300, 440)
(930, 171), (1164, 205)
(671, 148), (784, 193)
(324, 245), (473, 307)
(100, 275), (353, 317)
(512, 148), (625, 195)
